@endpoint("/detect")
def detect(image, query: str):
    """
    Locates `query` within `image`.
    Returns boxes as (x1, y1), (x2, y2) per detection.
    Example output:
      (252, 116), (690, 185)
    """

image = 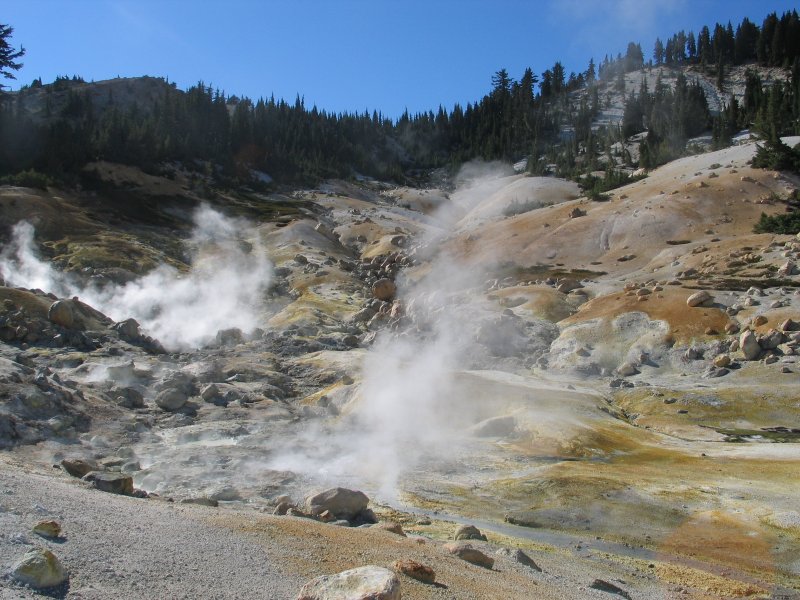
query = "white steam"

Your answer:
(0, 205), (272, 351)
(270, 161), (511, 498)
